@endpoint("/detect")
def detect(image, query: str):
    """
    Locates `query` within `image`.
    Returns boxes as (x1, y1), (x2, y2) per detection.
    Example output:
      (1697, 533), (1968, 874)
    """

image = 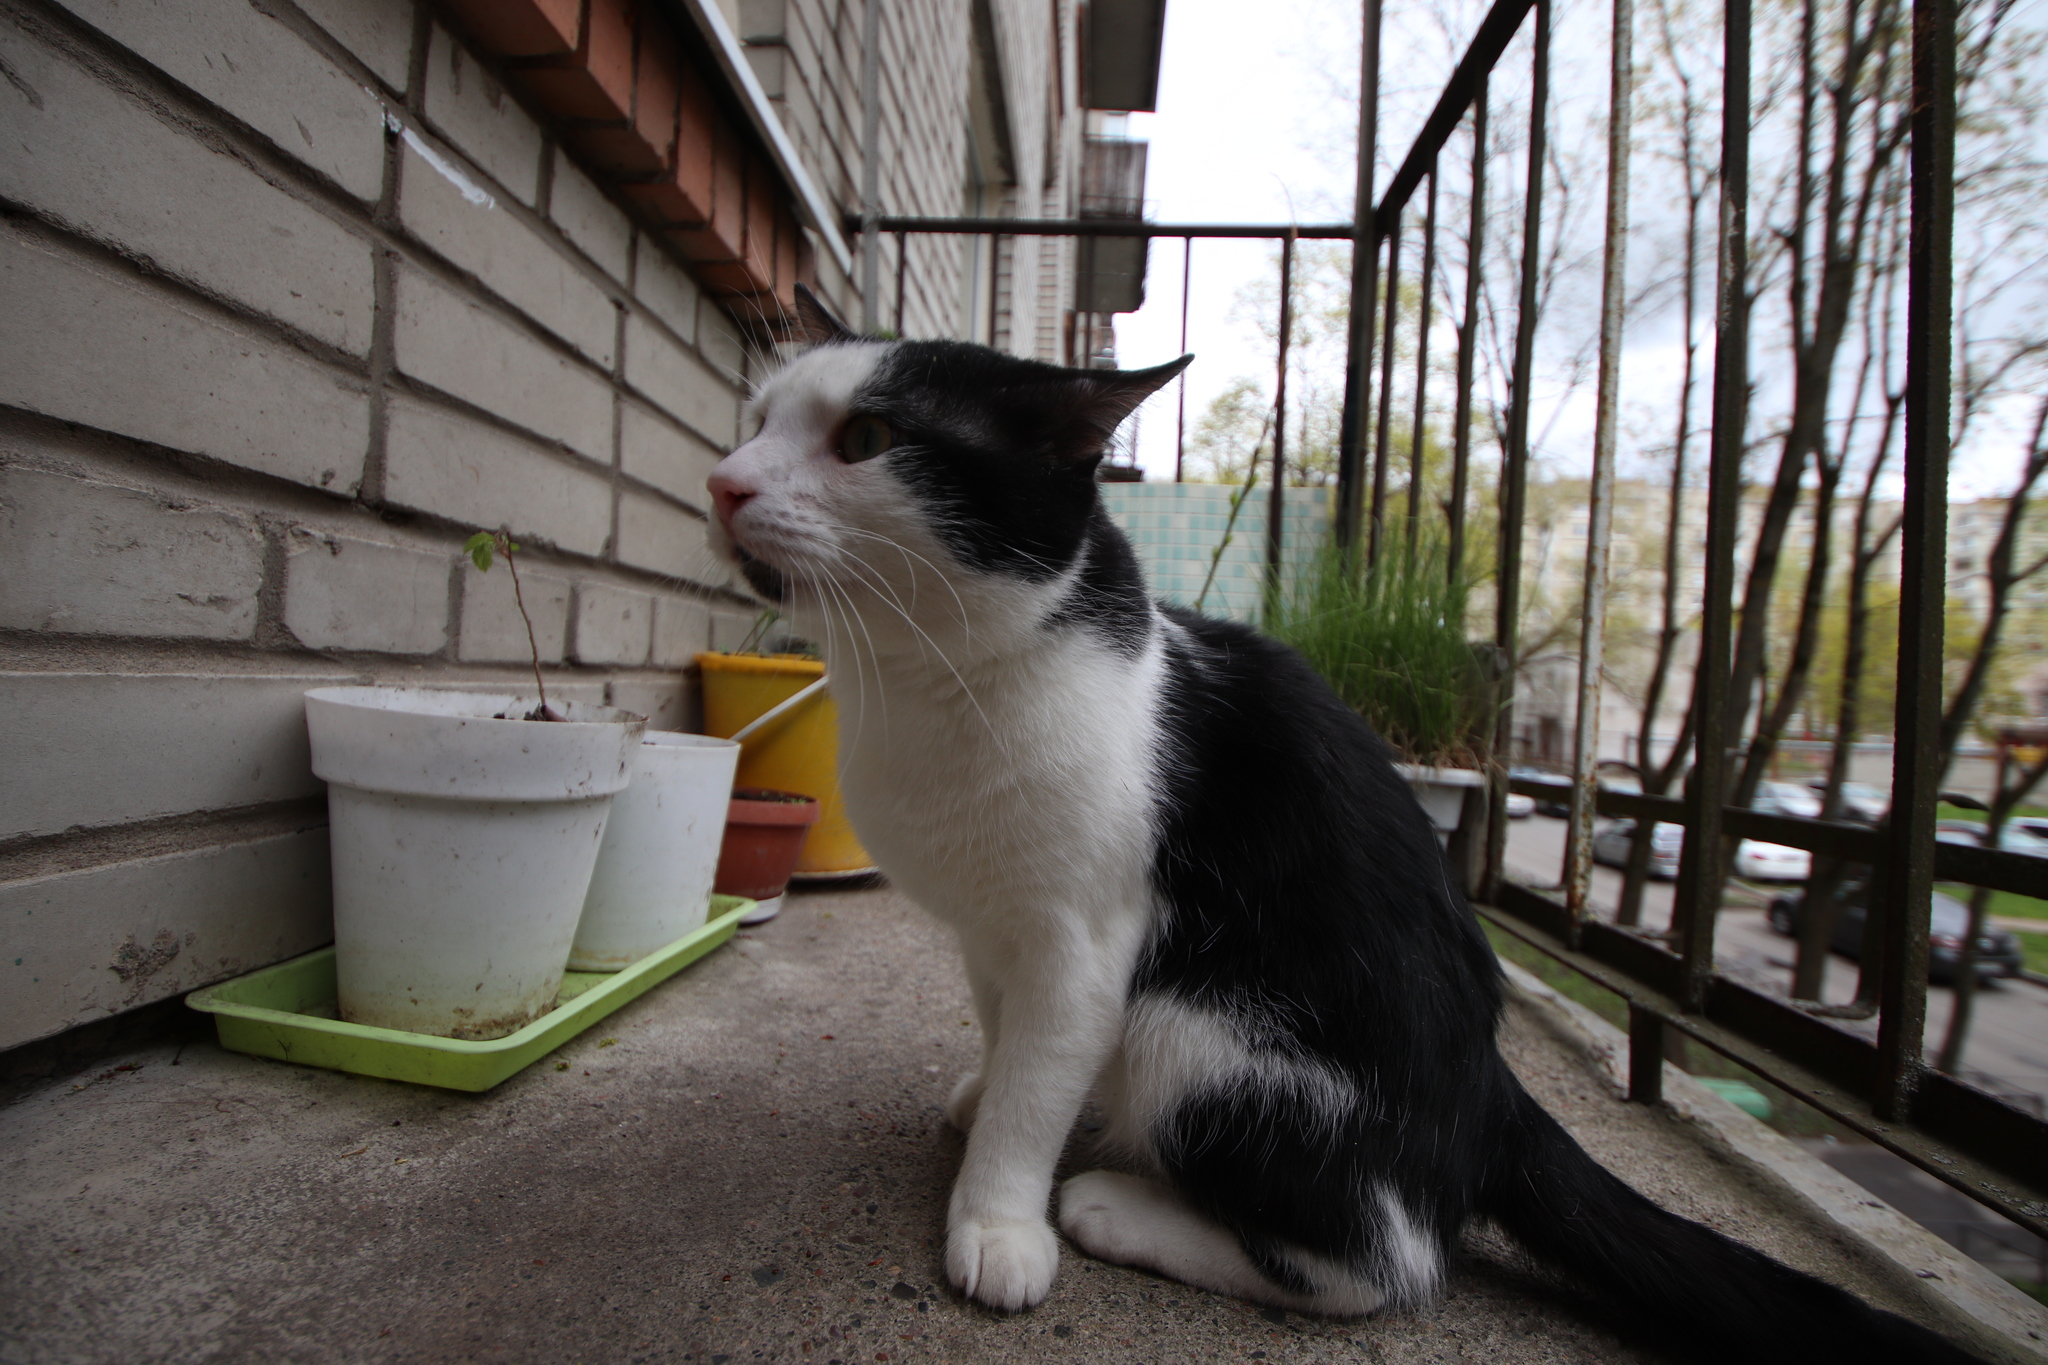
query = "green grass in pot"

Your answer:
(1267, 538), (1490, 769)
